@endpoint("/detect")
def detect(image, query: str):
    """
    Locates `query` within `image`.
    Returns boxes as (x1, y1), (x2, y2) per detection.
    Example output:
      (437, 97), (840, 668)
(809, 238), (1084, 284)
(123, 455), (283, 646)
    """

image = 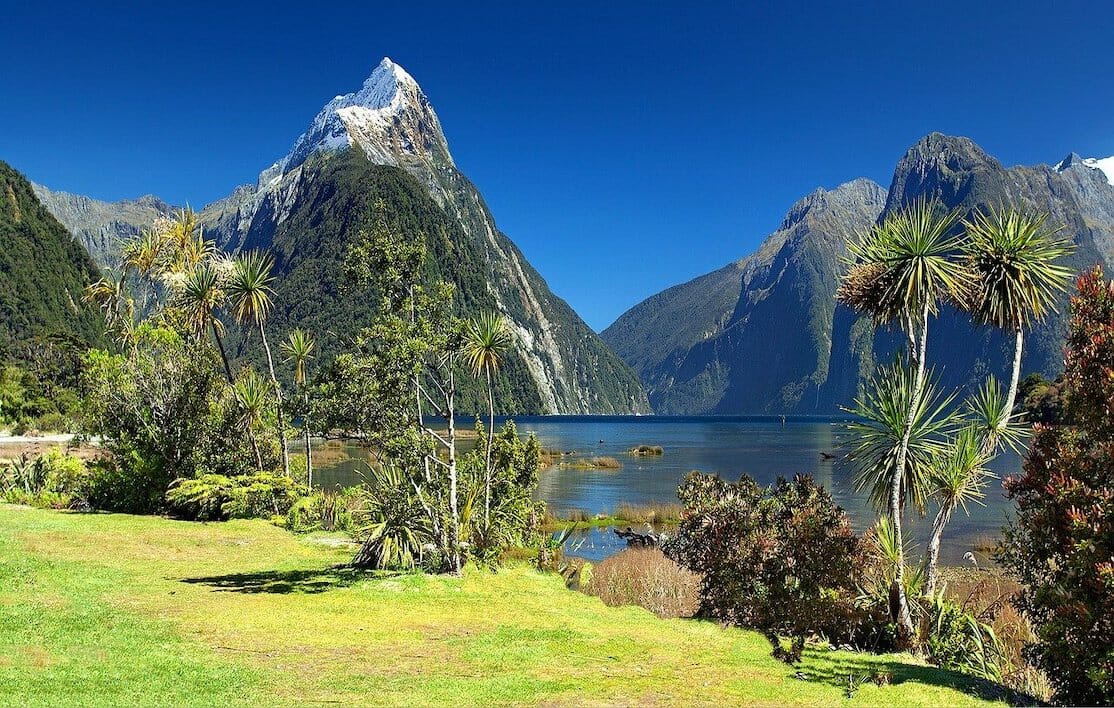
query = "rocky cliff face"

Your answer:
(29, 185), (173, 270)
(604, 179), (886, 413)
(30, 58), (649, 415)
(606, 133), (1114, 414)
